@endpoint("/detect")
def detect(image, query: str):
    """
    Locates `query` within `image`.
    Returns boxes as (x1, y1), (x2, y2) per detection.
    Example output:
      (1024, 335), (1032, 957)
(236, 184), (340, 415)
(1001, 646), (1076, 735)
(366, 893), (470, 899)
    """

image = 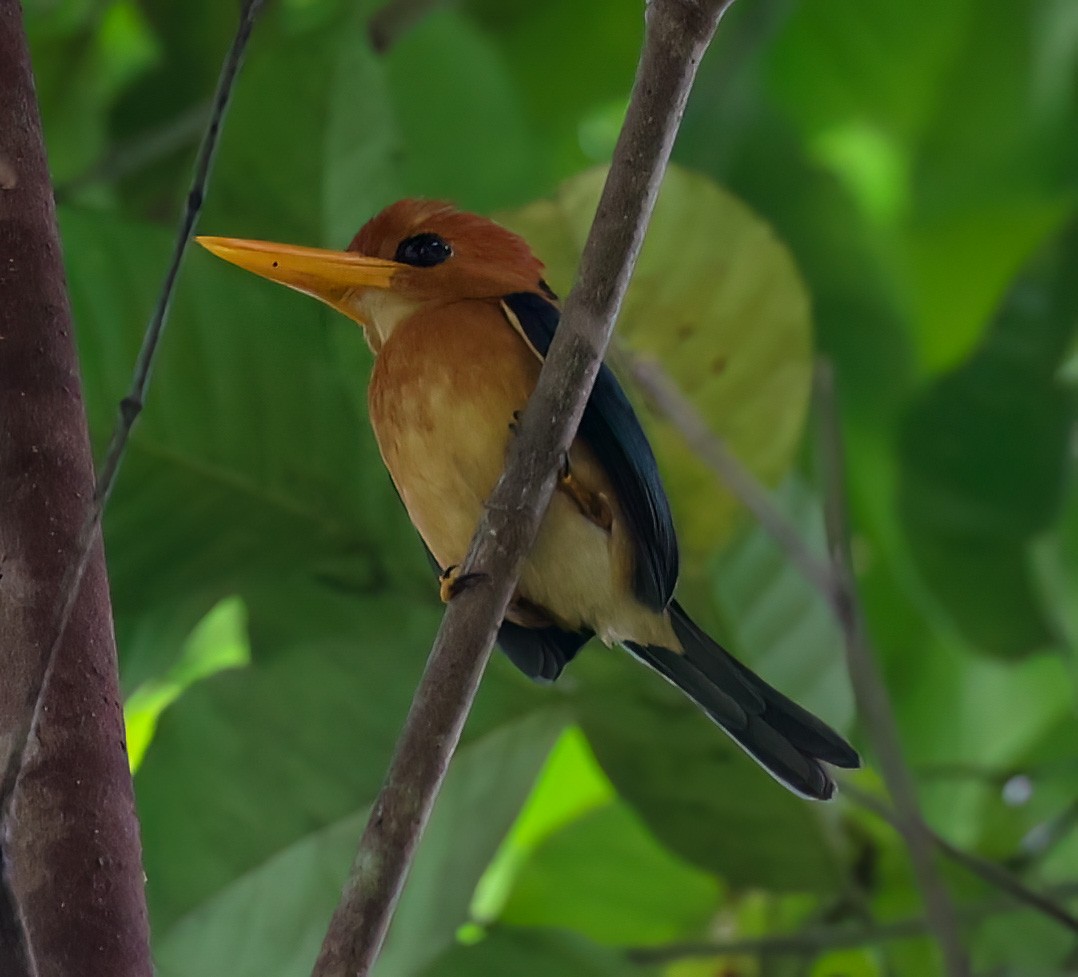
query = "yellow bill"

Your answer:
(196, 236), (402, 314)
